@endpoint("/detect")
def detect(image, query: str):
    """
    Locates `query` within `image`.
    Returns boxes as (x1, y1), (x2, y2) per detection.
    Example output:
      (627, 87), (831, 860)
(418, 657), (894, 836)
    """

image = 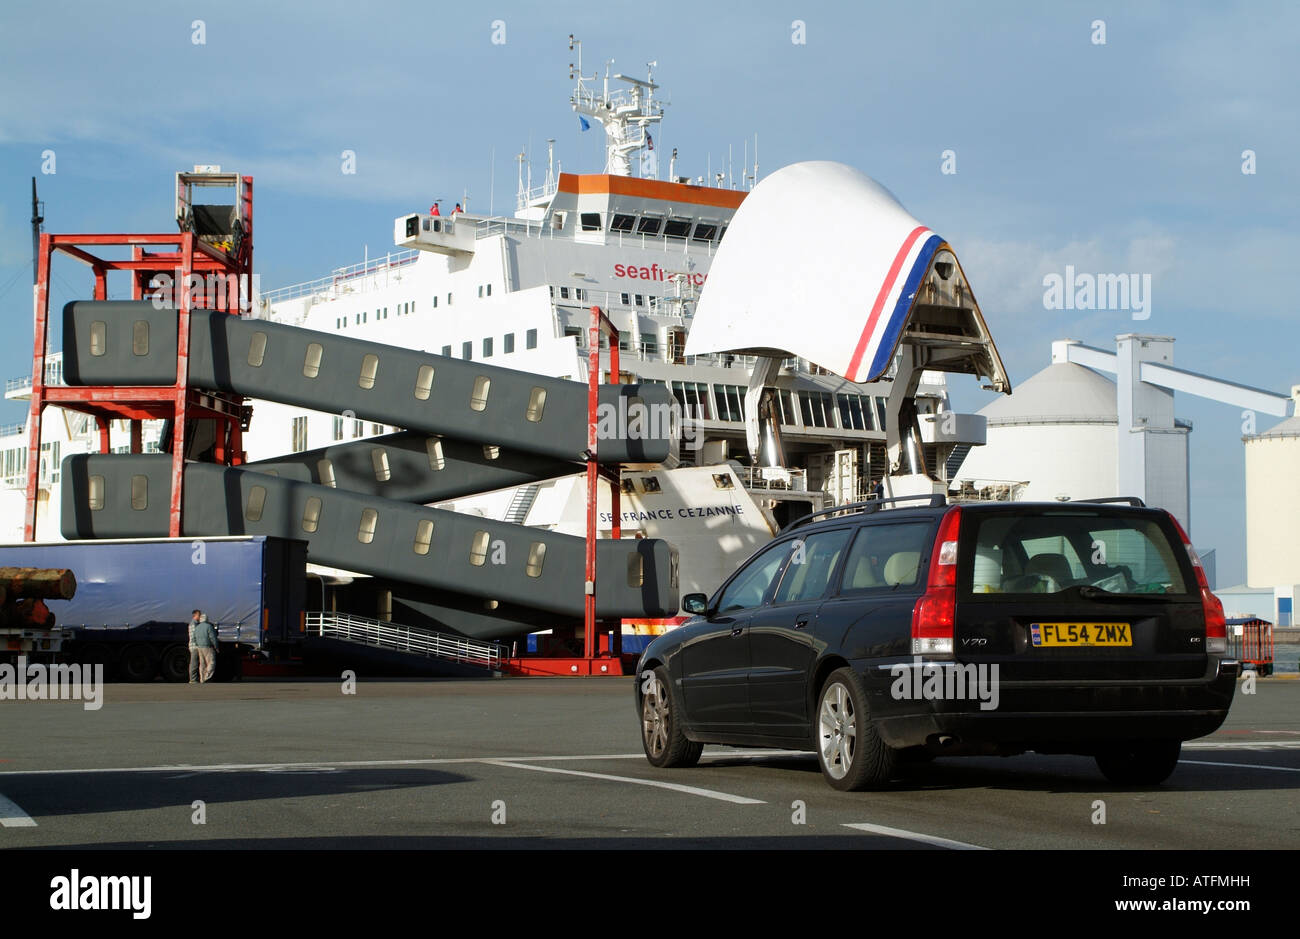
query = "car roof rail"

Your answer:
(780, 492), (948, 533)
(1074, 496), (1147, 507)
